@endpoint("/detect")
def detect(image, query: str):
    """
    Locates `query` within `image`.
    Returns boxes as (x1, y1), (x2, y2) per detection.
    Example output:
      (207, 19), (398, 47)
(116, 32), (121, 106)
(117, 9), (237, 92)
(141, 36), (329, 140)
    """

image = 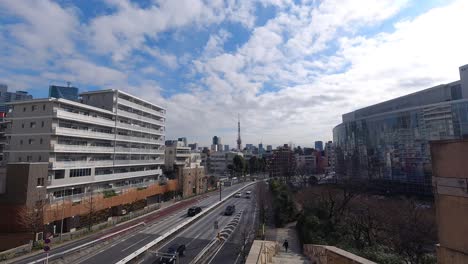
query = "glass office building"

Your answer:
(49, 85), (79, 101)
(333, 65), (468, 195)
